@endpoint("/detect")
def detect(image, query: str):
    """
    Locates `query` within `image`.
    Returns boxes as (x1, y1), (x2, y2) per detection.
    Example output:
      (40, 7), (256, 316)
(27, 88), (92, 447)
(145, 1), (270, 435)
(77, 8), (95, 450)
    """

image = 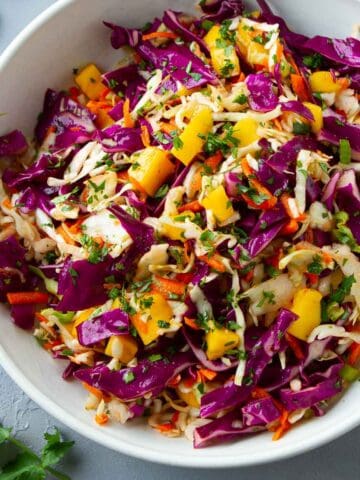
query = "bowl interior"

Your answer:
(0, 0), (359, 468)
